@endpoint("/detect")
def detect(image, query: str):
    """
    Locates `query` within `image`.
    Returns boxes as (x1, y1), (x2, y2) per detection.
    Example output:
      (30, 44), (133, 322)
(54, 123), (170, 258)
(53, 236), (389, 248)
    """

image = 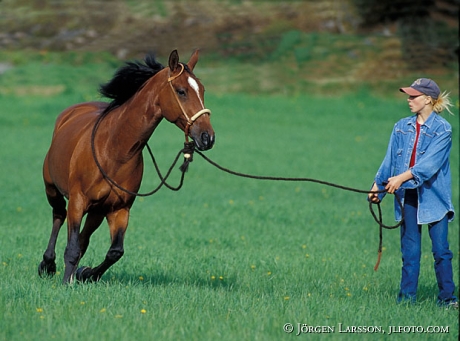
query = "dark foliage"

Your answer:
(352, 0), (458, 69)
(353, 0), (435, 26)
